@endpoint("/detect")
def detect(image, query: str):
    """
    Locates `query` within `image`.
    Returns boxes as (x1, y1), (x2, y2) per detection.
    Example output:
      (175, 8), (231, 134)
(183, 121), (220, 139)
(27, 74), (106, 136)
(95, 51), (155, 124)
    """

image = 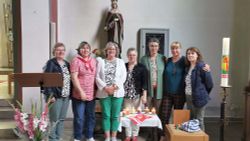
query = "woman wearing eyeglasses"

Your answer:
(95, 42), (127, 141)
(70, 41), (96, 141)
(43, 43), (71, 141)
